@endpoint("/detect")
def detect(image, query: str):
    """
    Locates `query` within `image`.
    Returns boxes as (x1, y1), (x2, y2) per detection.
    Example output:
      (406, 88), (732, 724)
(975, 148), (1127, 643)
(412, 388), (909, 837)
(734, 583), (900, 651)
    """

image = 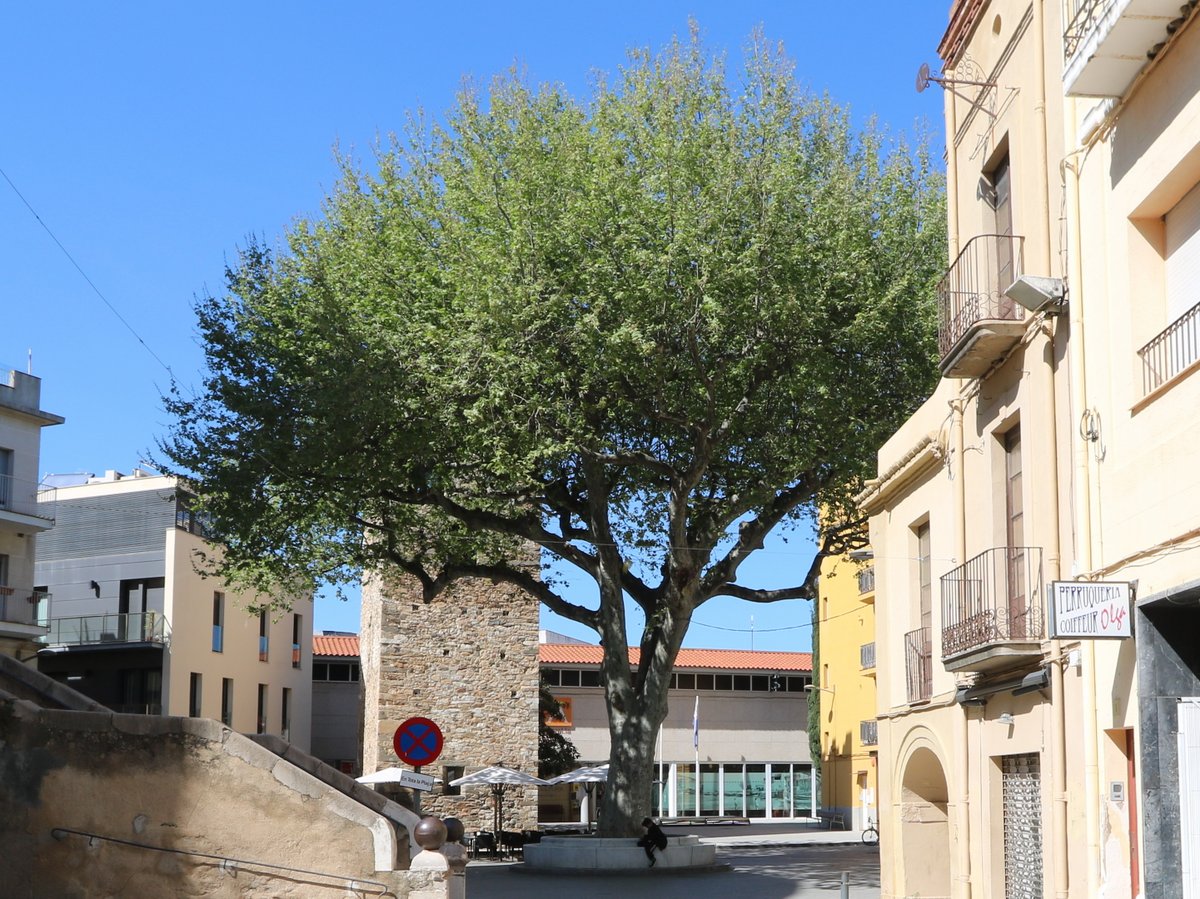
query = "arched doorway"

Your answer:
(900, 746), (952, 898)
